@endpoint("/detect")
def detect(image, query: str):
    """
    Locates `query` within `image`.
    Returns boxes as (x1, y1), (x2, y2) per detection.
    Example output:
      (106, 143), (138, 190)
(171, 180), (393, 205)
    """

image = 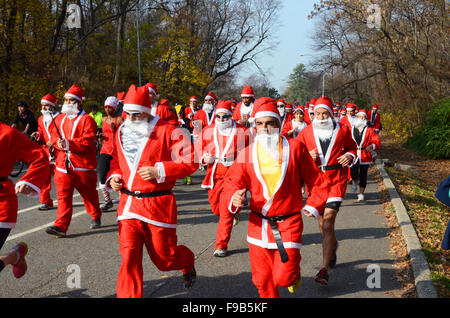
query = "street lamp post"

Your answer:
(136, 0), (142, 86)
